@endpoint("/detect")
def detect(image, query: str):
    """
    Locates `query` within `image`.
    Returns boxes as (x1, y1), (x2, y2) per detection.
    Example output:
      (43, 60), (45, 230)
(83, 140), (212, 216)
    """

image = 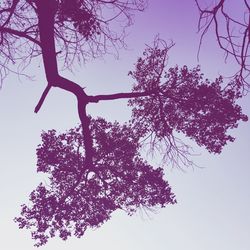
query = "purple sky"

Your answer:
(0, 1), (249, 249)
